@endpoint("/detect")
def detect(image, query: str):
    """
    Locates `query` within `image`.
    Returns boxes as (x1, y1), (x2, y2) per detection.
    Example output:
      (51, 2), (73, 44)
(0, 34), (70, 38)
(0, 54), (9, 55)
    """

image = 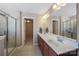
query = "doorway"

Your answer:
(25, 18), (33, 45)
